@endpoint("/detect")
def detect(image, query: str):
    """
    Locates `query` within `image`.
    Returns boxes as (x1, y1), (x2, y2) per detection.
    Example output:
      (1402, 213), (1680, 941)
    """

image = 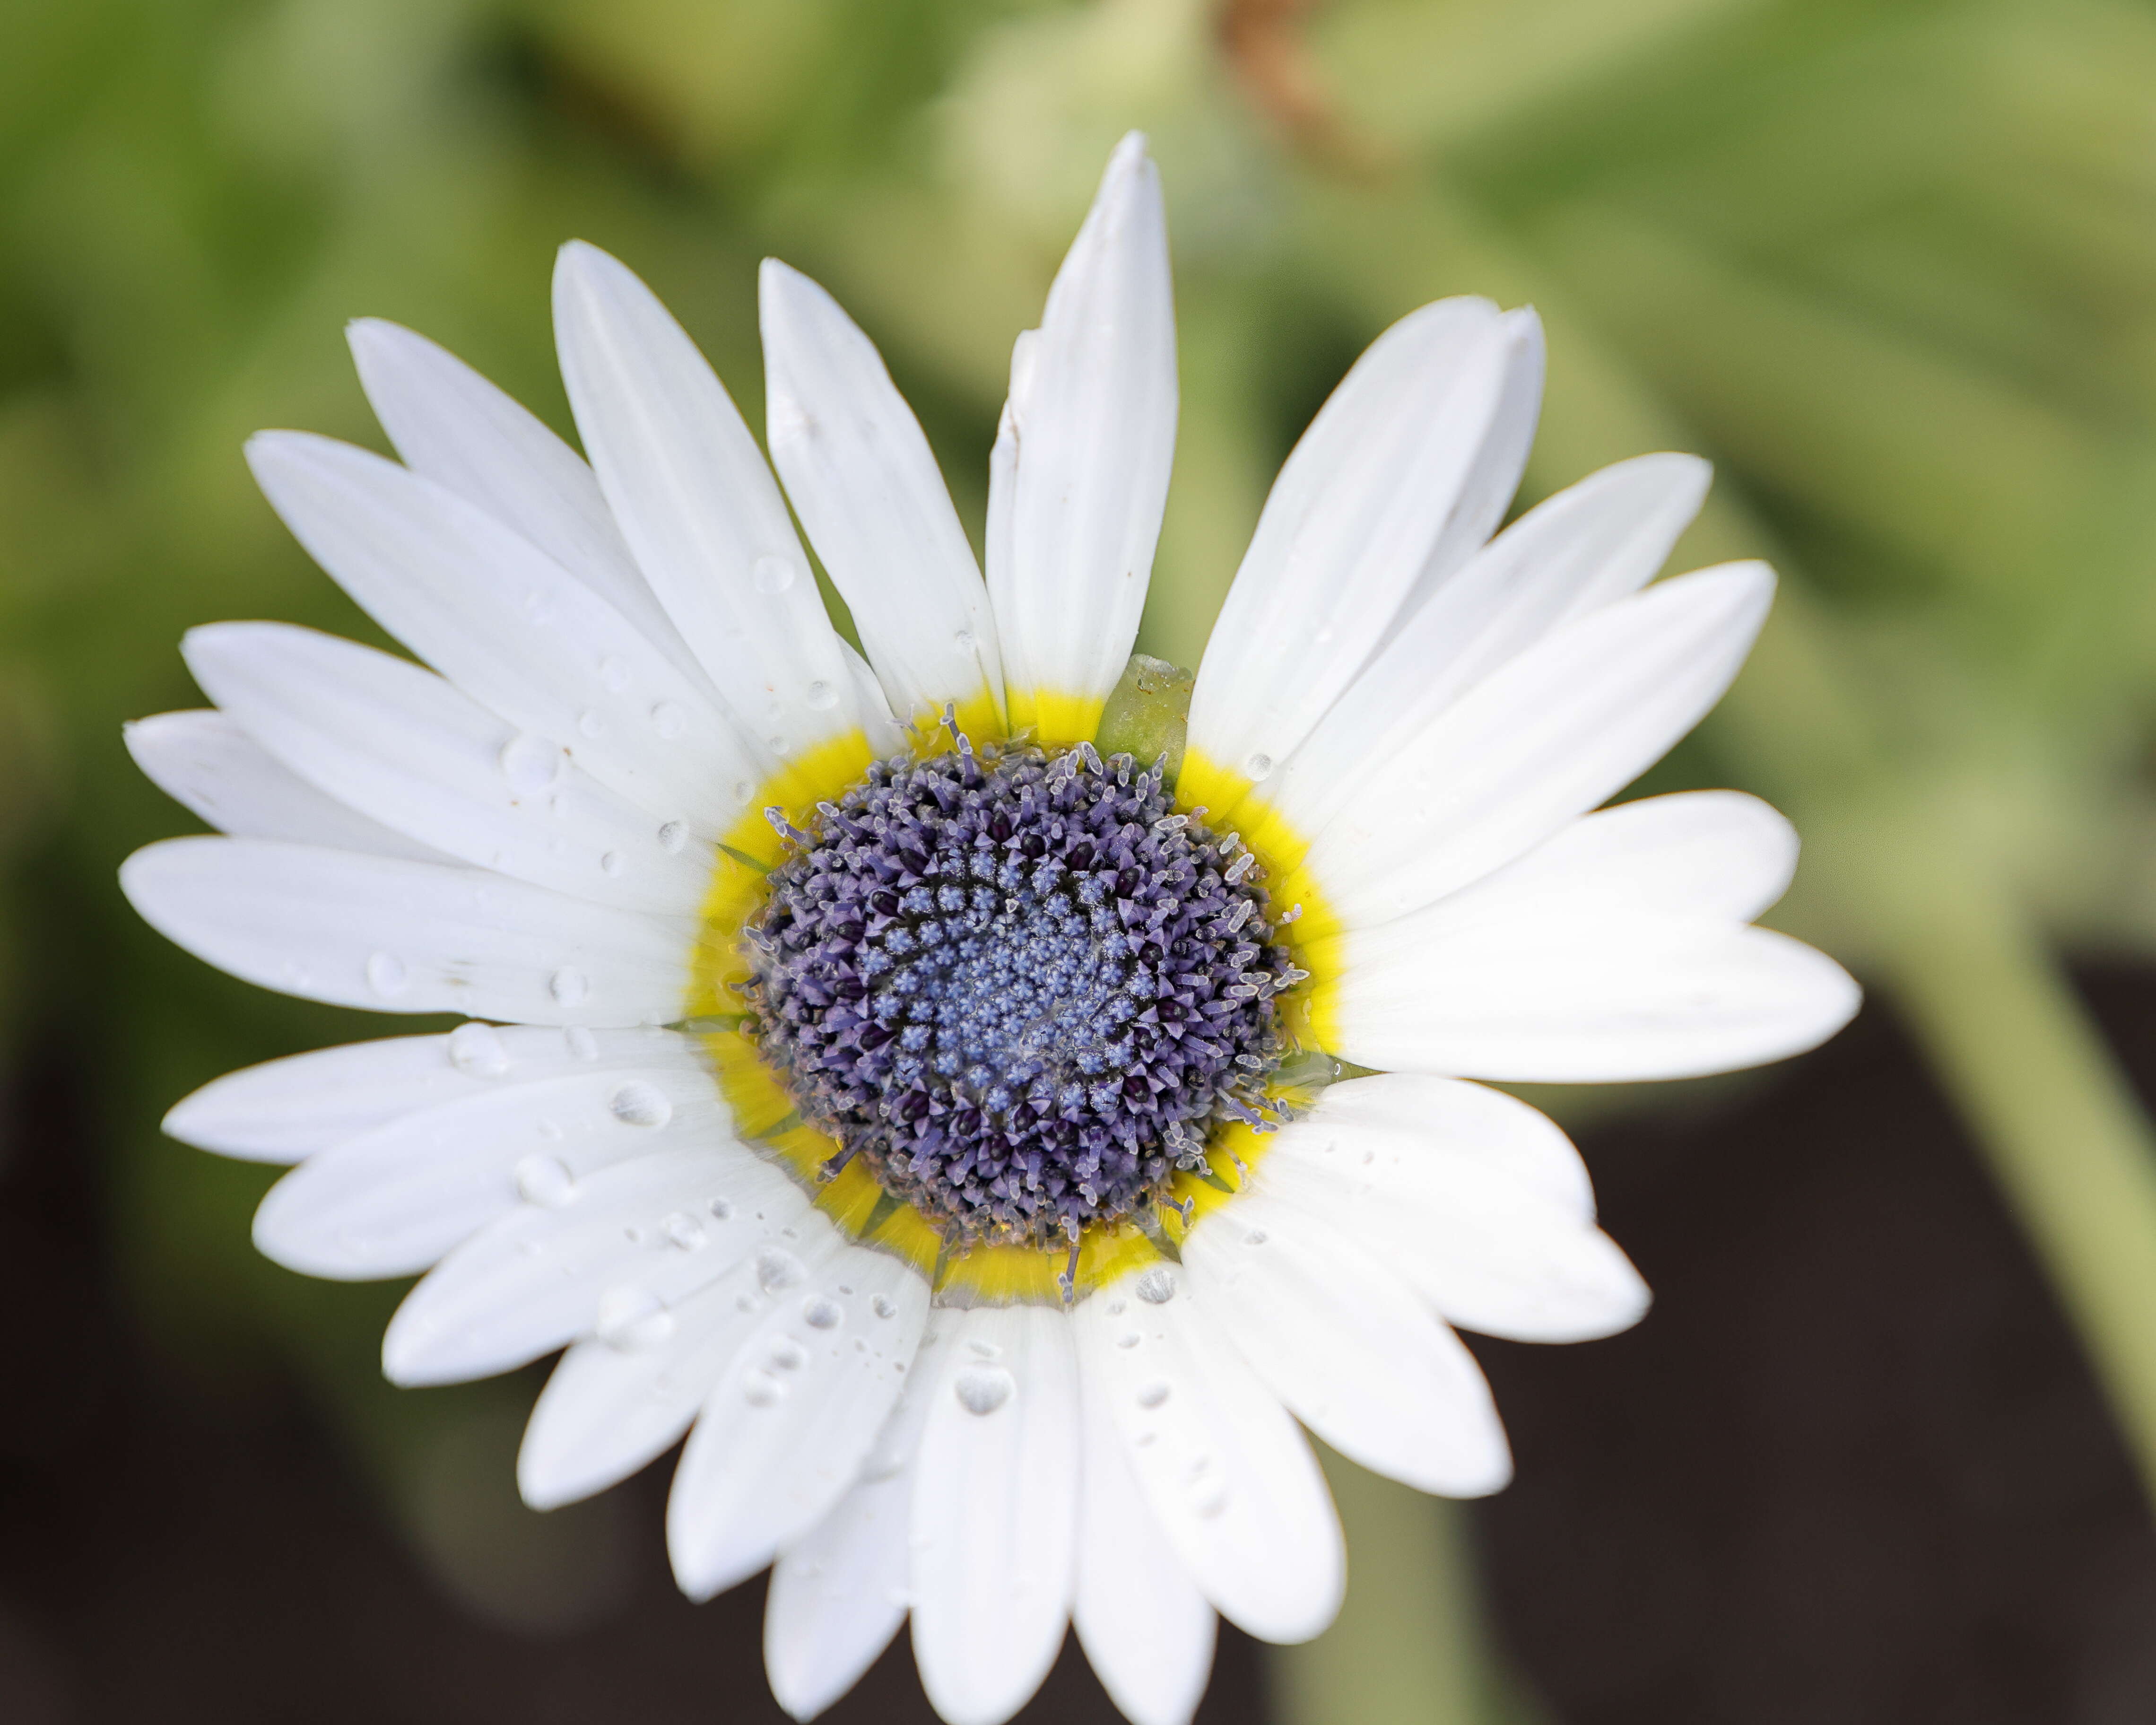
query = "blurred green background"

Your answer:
(12, 0), (2156, 1720)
